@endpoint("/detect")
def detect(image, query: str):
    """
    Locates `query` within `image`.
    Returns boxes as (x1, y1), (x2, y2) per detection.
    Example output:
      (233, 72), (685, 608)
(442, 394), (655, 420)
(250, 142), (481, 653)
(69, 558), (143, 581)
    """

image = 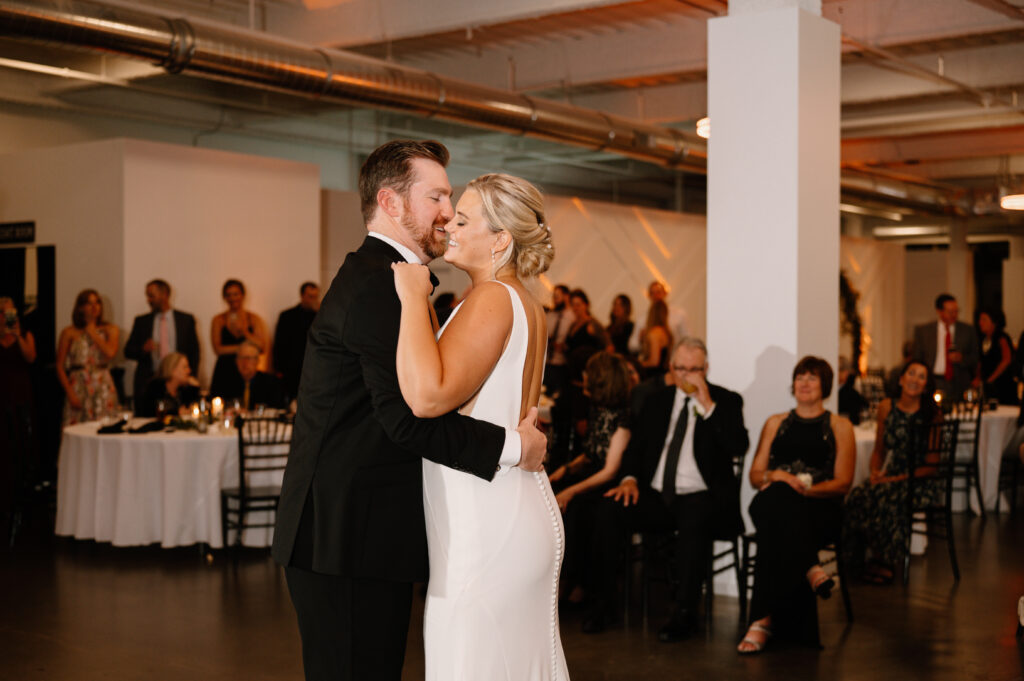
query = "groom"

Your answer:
(272, 140), (548, 681)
